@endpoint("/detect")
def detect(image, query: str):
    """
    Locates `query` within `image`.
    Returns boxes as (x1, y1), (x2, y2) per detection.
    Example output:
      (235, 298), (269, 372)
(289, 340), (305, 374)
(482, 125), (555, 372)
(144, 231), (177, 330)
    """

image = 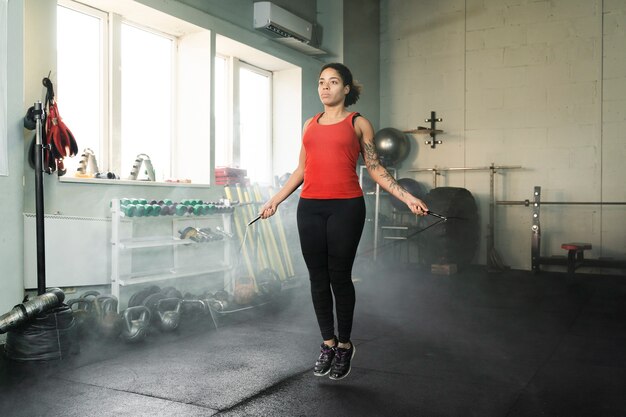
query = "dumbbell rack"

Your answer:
(110, 199), (235, 309)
